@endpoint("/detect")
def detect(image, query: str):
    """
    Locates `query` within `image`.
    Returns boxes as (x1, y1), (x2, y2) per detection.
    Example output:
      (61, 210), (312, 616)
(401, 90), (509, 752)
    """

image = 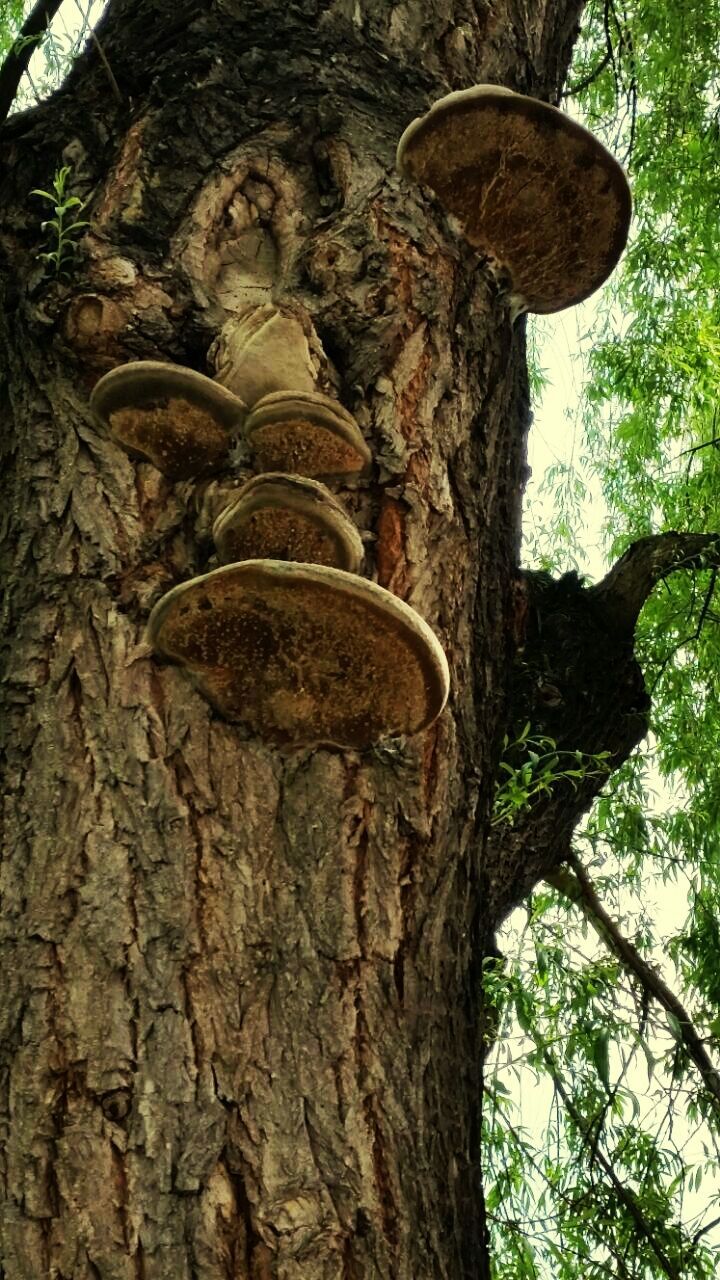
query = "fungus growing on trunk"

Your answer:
(147, 560), (449, 747)
(396, 84), (631, 314)
(210, 305), (319, 404)
(244, 391), (371, 478)
(213, 473), (364, 572)
(90, 361), (246, 479)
